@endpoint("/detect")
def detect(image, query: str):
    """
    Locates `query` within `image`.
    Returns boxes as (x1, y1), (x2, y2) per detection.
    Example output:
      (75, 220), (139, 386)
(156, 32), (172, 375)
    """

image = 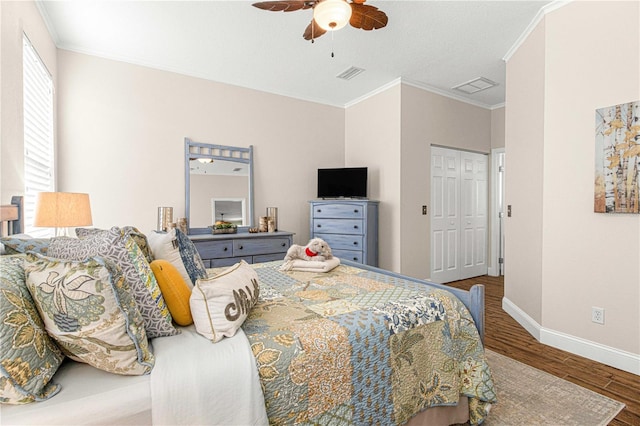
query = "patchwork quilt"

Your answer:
(240, 261), (497, 425)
